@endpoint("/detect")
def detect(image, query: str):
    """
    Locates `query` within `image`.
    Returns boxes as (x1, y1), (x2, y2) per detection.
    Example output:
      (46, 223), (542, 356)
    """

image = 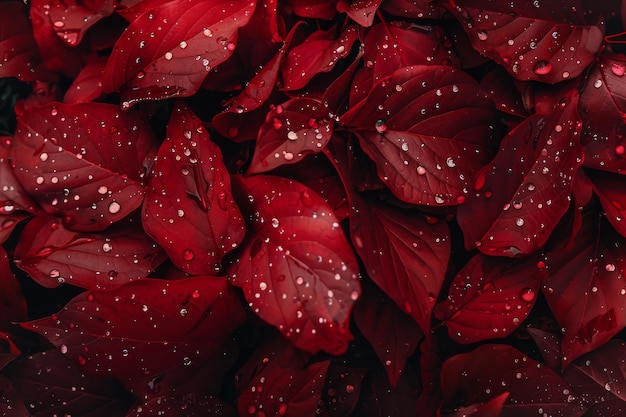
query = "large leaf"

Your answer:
(341, 65), (495, 206)
(435, 253), (546, 344)
(440, 344), (586, 417)
(457, 91), (584, 256)
(20, 277), (246, 379)
(229, 174), (360, 355)
(446, 1), (602, 83)
(11, 101), (158, 232)
(14, 214), (166, 290)
(0, 247), (27, 323)
(102, 0), (256, 106)
(542, 211), (626, 365)
(142, 101), (245, 275)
